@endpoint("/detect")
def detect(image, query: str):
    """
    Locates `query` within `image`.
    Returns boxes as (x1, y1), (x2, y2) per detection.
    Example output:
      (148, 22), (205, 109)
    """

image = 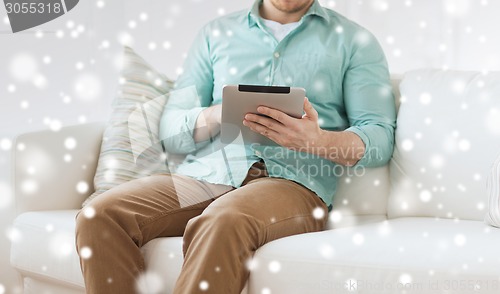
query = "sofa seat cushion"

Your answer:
(249, 217), (500, 294)
(10, 210), (184, 291)
(11, 211), (85, 287)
